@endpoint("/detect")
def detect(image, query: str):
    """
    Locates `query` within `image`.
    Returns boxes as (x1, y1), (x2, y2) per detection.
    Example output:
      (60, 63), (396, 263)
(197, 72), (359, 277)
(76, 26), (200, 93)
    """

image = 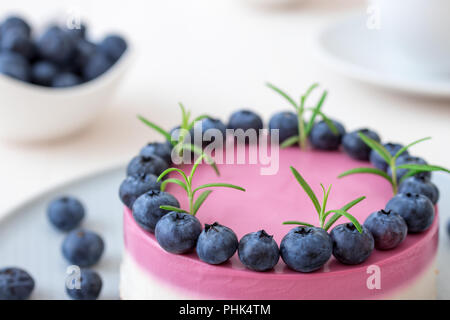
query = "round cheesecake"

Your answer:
(120, 146), (439, 299)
